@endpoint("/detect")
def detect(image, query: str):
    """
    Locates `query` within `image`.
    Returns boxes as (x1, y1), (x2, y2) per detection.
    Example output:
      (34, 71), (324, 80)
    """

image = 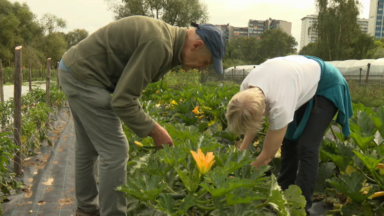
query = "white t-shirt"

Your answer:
(240, 55), (321, 130)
